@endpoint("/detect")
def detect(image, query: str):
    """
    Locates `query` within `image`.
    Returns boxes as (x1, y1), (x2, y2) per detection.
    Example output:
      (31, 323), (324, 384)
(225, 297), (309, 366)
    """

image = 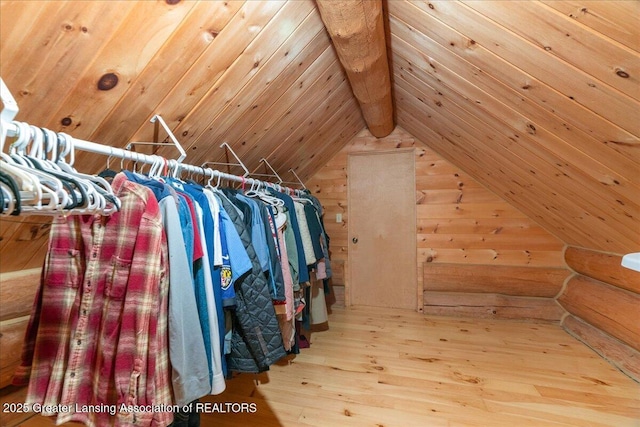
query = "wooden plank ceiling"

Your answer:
(388, 0), (639, 254)
(0, 0), (638, 255)
(0, 0), (365, 185)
